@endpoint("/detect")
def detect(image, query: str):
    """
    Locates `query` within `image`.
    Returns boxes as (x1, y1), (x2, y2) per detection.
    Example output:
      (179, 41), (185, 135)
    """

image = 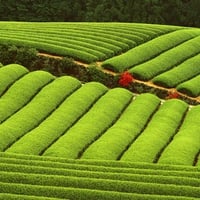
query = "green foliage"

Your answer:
(0, 44), (38, 67)
(1, 152), (199, 173)
(0, 64), (29, 96)
(0, 0), (199, 28)
(6, 82), (108, 155)
(1, 161), (200, 187)
(87, 64), (118, 87)
(0, 22), (166, 62)
(130, 35), (200, 80)
(121, 99), (188, 163)
(0, 76), (81, 151)
(153, 53), (200, 88)
(159, 105), (200, 165)
(0, 70), (55, 123)
(0, 152), (199, 199)
(0, 37), (99, 63)
(43, 88), (133, 158)
(1, 170), (200, 198)
(2, 181), (198, 200)
(0, 193), (61, 200)
(177, 75), (200, 97)
(102, 29), (199, 72)
(82, 93), (160, 160)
